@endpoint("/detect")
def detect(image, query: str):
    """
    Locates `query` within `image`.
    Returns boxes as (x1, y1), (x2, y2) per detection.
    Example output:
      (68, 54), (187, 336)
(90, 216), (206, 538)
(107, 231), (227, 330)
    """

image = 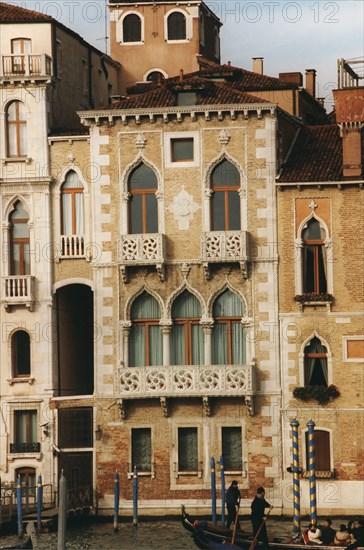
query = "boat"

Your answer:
(0, 538), (32, 550)
(182, 504), (251, 547)
(182, 506), (364, 550)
